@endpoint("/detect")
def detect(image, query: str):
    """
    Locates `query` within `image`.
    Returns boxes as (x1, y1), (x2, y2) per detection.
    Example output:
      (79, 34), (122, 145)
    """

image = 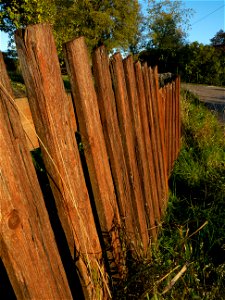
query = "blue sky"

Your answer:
(181, 0), (224, 44)
(0, 0), (224, 51)
(140, 0), (225, 44)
